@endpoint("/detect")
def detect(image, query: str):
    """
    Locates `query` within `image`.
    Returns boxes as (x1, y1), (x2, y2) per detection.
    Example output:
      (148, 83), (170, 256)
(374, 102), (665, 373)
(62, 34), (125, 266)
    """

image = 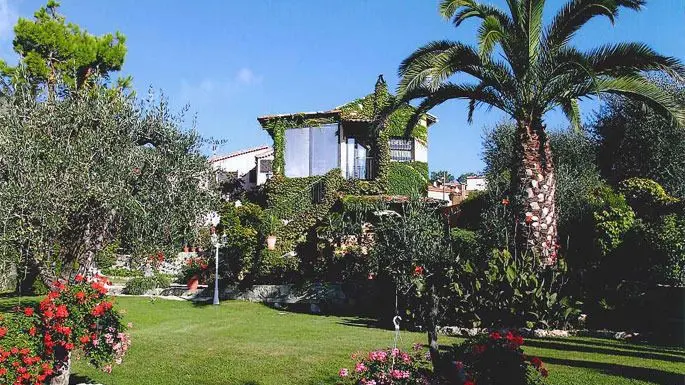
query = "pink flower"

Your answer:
(455, 361), (464, 370)
(103, 365), (112, 374)
(338, 368), (349, 378)
(391, 348), (400, 357)
(355, 362), (366, 373)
